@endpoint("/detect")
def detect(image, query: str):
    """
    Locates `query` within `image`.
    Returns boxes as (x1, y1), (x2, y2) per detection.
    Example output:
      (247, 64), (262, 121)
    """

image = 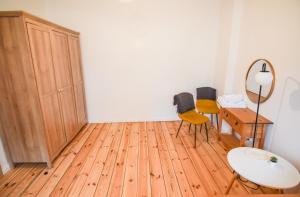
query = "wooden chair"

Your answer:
(173, 92), (210, 147)
(196, 87), (220, 130)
